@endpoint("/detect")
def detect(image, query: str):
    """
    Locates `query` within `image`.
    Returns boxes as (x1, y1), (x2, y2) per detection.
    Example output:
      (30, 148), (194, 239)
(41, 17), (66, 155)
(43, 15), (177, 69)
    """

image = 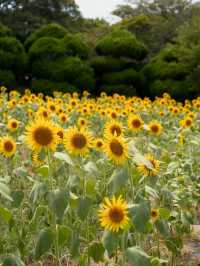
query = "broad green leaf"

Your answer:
(36, 165), (49, 178)
(108, 166), (128, 193)
(130, 202), (150, 232)
(29, 182), (48, 204)
(3, 255), (25, 266)
(158, 208), (171, 220)
(35, 228), (55, 260)
(58, 226), (71, 247)
(0, 182), (13, 201)
(155, 219), (170, 237)
(0, 205), (12, 223)
(126, 247), (151, 266)
(54, 152), (74, 165)
(84, 161), (98, 175)
(11, 191), (24, 208)
(77, 197), (92, 221)
(102, 231), (119, 256)
(49, 190), (68, 221)
(88, 242), (105, 263)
